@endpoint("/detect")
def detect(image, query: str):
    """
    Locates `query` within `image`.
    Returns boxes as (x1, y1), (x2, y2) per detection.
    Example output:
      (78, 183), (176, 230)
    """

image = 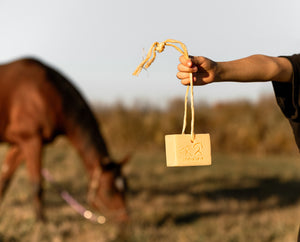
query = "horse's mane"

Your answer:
(26, 58), (109, 156)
